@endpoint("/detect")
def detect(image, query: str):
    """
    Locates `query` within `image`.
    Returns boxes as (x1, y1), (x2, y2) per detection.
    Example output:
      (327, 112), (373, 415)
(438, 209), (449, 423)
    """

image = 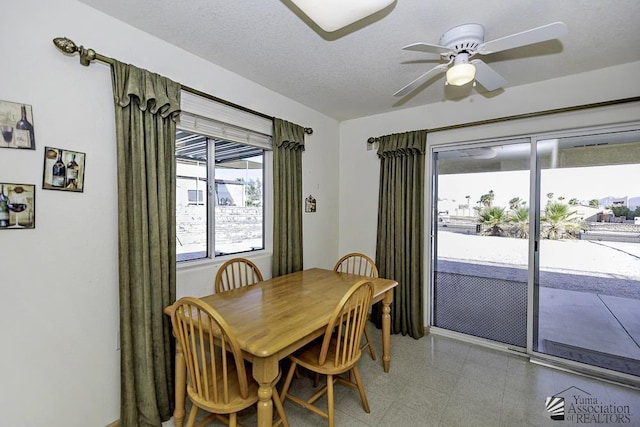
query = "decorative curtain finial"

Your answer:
(53, 37), (96, 66)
